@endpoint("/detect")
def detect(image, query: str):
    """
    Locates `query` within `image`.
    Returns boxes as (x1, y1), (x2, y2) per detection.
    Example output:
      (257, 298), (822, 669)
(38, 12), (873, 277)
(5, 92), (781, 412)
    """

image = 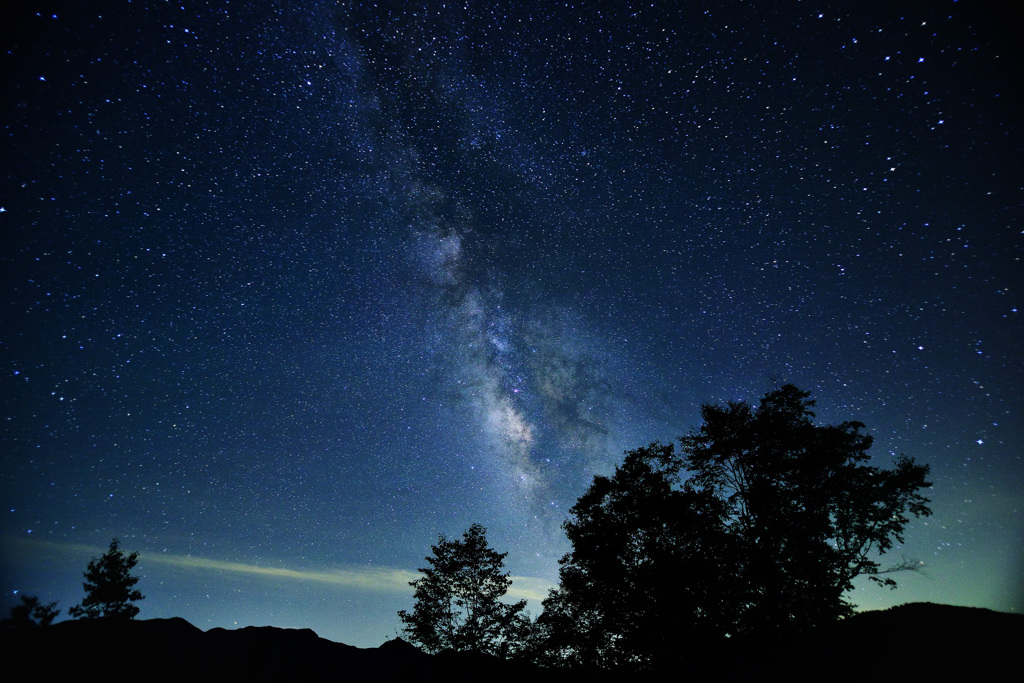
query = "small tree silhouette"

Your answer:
(68, 538), (144, 620)
(3, 594), (60, 627)
(398, 523), (528, 656)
